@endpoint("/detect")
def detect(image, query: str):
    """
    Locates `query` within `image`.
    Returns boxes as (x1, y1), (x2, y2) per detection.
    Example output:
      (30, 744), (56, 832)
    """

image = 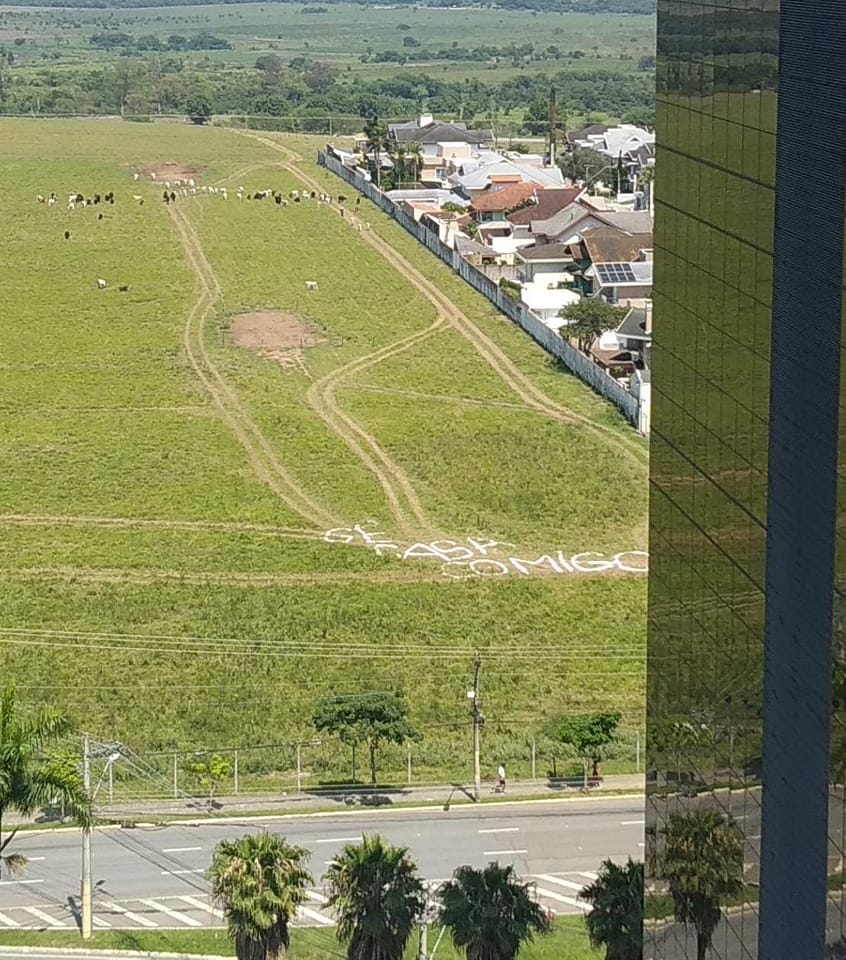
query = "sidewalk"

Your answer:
(10, 775), (644, 826)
